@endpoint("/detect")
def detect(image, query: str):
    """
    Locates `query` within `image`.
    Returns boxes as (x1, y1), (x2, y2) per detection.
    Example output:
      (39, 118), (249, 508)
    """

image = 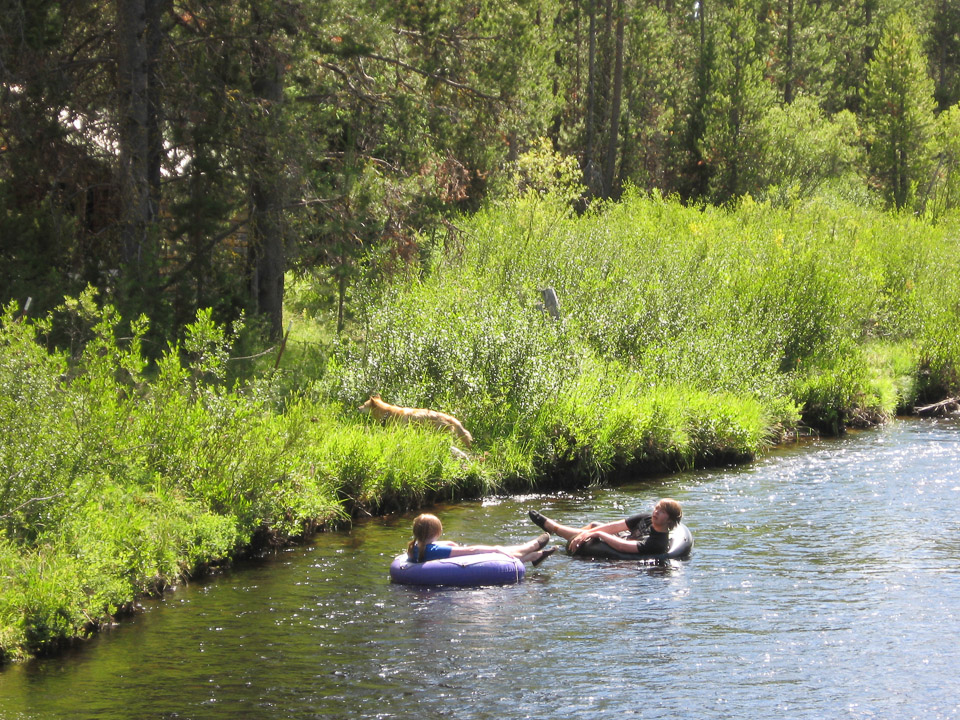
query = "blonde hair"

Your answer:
(657, 498), (683, 529)
(407, 513), (443, 562)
